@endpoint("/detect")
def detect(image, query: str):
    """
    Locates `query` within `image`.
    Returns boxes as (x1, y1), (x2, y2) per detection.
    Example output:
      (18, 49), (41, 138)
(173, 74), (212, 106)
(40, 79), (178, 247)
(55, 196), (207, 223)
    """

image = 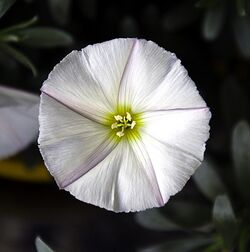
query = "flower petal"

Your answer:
(140, 133), (202, 203)
(65, 106), (210, 212)
(0, 86), (39, 159)
(0, 85), (38, 106)
(83, 38), (135, 107)
(141, 108), (211, 161)
(138, 108), (210, 202)
(117, 39), (206, 112)
(38, 94), (117, 188)
(127, 108), (210, 204)
(65, 139), (163, 212)
(145, 62), (207, 111)
(41, 39), (135, 122)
